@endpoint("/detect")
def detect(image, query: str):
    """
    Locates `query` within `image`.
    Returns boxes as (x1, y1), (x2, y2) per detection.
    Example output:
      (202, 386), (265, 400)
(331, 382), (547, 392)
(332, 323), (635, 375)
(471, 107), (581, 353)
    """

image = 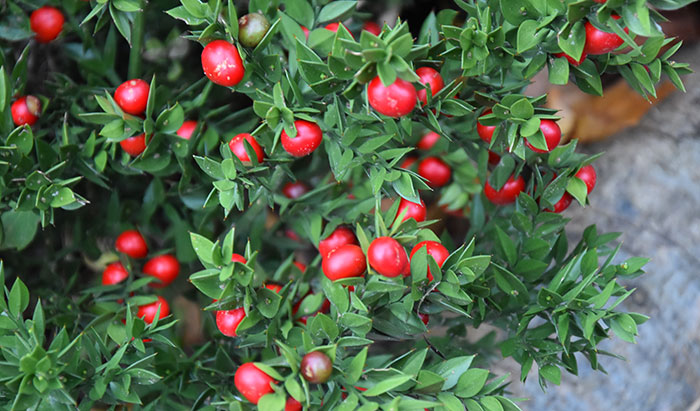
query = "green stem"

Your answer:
(127, 5), (145, 79)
